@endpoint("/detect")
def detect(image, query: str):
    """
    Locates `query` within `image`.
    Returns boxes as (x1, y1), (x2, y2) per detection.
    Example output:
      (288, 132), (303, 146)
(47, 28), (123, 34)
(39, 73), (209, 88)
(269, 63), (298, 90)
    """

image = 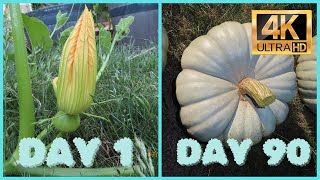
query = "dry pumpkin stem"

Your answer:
(238, 77), (276, 107)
